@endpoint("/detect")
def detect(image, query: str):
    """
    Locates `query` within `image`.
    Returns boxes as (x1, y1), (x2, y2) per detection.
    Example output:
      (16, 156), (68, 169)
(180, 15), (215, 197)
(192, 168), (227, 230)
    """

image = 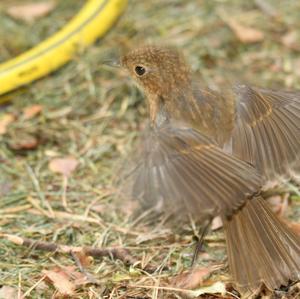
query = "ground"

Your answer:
(0, 0), (300, 298)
